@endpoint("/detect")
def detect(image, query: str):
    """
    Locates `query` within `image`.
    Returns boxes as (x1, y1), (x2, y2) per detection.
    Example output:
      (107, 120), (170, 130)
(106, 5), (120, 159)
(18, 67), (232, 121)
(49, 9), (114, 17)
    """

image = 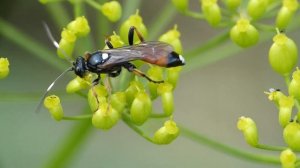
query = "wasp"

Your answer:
(37, 25), (185, 112)
(74, 26), (185, 85)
